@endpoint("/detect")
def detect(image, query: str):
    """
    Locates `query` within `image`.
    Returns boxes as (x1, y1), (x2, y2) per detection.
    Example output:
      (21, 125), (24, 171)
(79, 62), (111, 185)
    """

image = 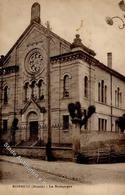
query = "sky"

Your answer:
(0, 0), (125, 74)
